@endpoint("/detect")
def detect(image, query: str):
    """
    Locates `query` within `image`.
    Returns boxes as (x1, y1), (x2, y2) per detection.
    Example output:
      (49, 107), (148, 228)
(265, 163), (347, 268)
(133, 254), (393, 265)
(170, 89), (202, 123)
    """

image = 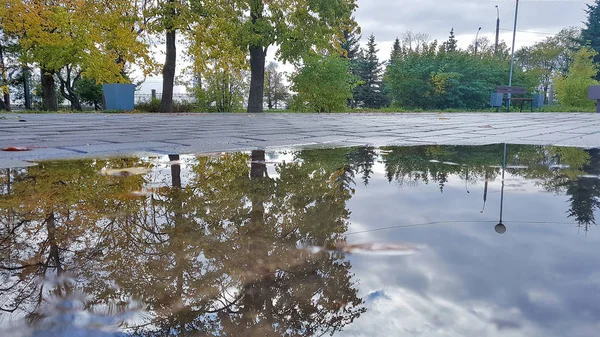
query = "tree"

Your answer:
(581, 0), (600, 80)
(385, 43), (531, 109)
(141, 0), (195, 113)
(0, 26), (16, 111)
(514, 28), (580, 102)
(441, 28), (458, 53)
(290, 54), (359, 112)
(515, 39), (562, 102)
(554, 47), (599, 108)
(0, 0), (153, 111)
(194, 69), (247, 112)
(340, 22), (361, 60)
(264, 62), (288, 109)
(75, 77), (104, 110)
(194, 0), (358, 113)
(353, 34), (388, 108)
(390, 38), (402, 63)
